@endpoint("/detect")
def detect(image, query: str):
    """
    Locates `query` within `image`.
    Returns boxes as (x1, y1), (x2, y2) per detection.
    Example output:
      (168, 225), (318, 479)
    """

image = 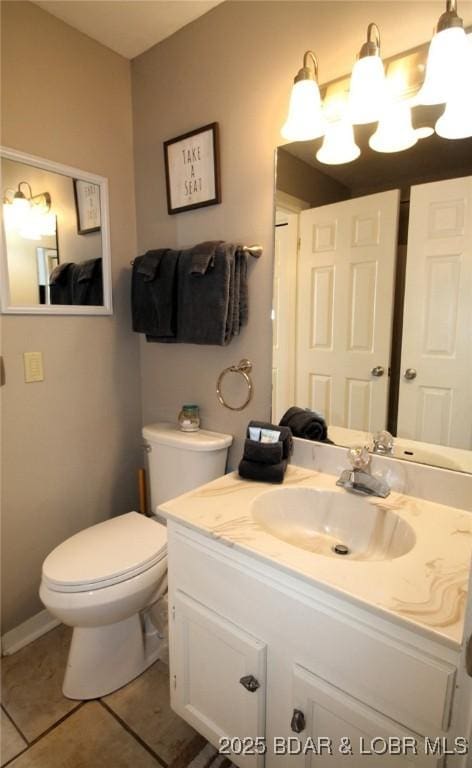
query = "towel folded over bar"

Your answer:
(131, 242), (249, 346)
